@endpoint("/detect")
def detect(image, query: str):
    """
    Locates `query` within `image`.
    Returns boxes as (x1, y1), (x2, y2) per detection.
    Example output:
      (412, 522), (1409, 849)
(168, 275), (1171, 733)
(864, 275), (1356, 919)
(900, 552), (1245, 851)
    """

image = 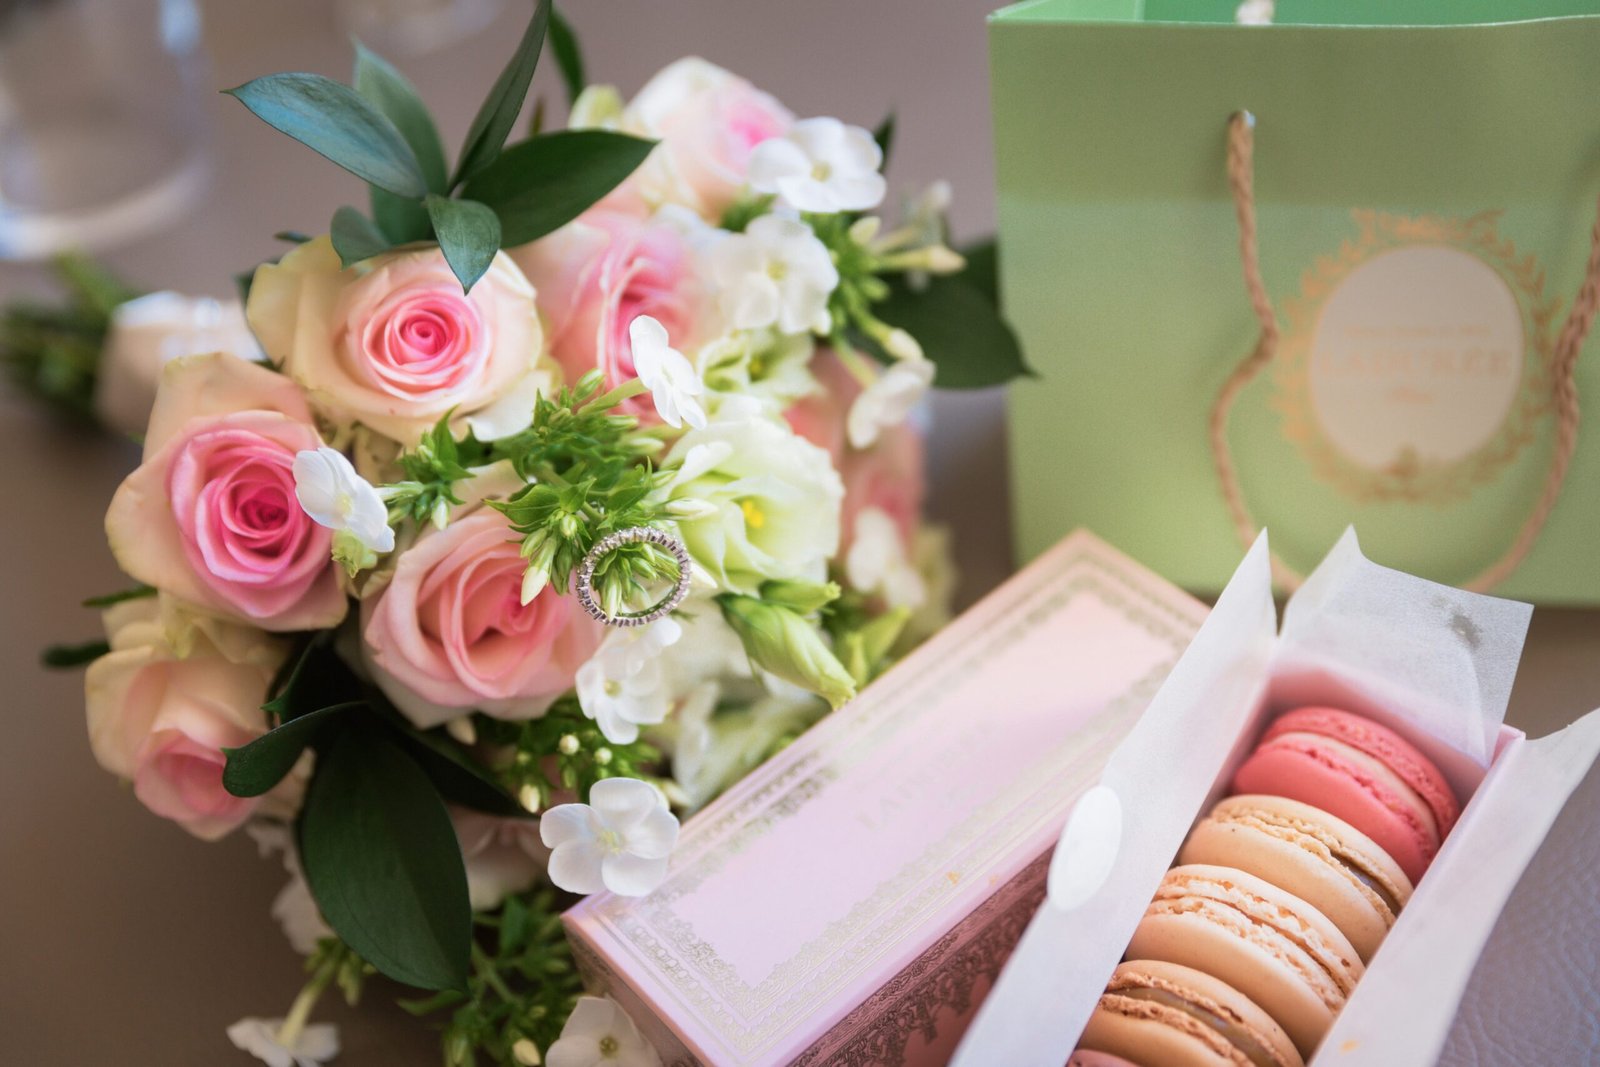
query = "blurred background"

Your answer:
(0, 1), (1594, 1063)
